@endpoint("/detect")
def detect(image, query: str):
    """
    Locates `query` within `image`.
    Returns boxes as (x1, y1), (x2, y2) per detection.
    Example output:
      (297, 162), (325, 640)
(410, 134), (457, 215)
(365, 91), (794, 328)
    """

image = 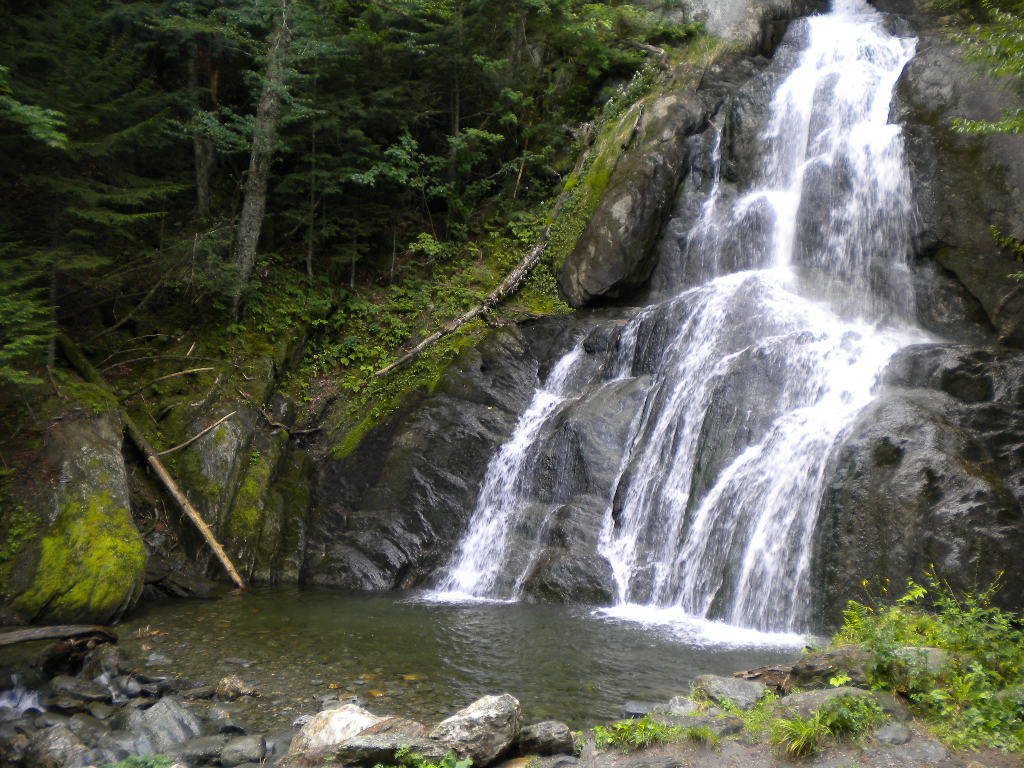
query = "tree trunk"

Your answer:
(231, 2), (293, 317)
(188, 43), (215, 218)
